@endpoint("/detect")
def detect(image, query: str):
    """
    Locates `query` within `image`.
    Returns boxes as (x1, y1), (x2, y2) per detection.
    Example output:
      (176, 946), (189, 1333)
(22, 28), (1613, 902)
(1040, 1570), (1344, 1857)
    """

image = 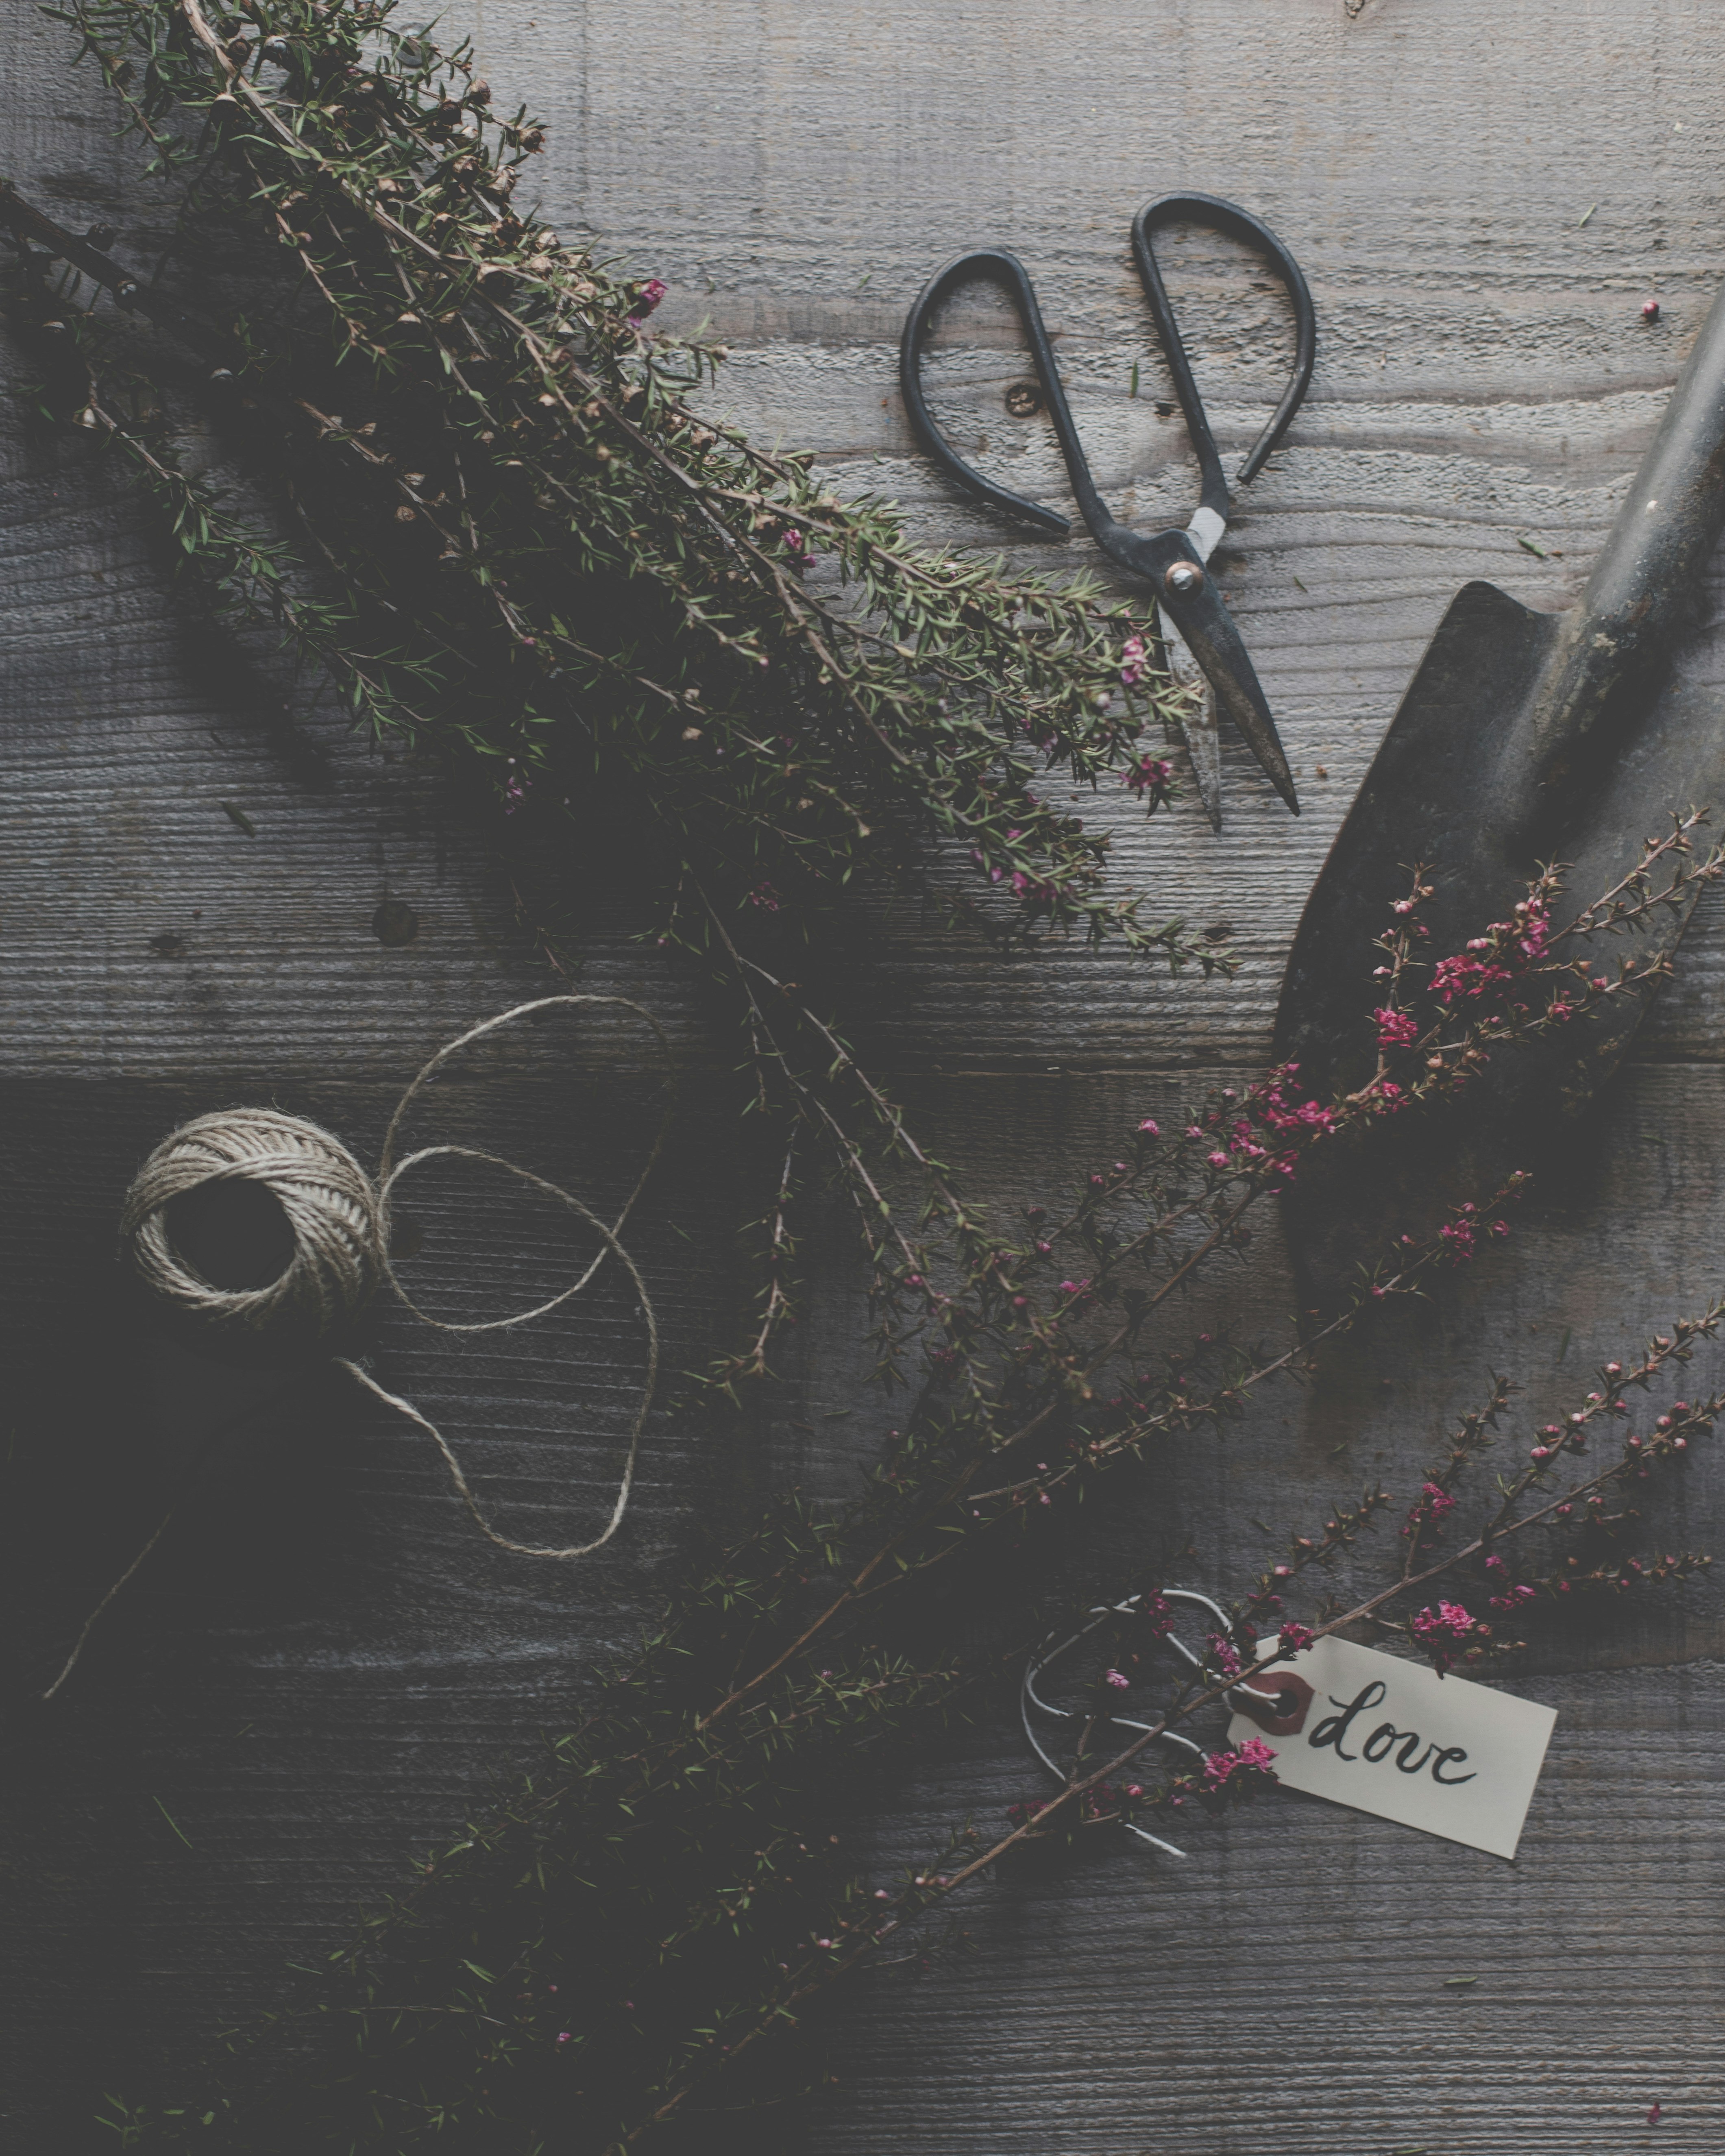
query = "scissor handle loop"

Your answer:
(899, 246), (1097, 539)
(902, 205), (1315, 542)
(1131, 191), (1317, 523)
